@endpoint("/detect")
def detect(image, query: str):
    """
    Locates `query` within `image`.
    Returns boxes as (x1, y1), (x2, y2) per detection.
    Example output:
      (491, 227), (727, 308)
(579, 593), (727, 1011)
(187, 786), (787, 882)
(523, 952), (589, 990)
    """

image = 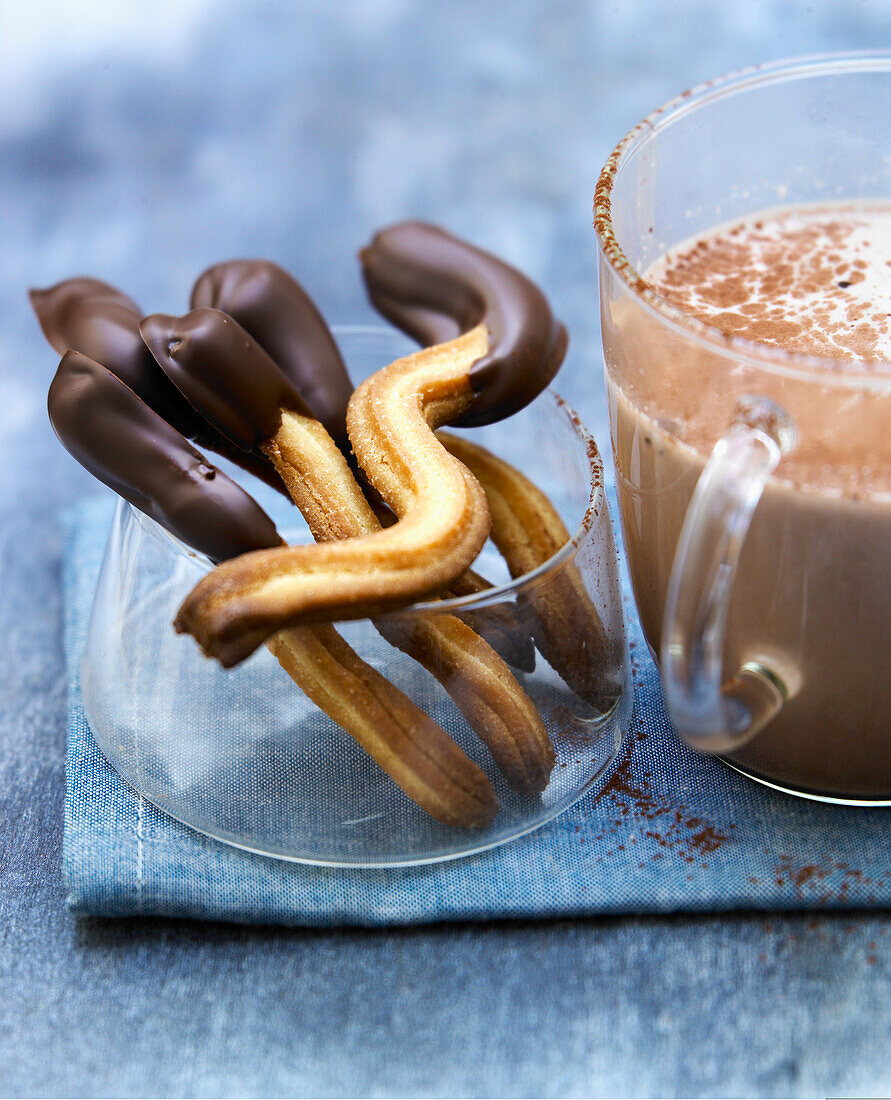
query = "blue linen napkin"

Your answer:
(63, 497), (890, 926)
